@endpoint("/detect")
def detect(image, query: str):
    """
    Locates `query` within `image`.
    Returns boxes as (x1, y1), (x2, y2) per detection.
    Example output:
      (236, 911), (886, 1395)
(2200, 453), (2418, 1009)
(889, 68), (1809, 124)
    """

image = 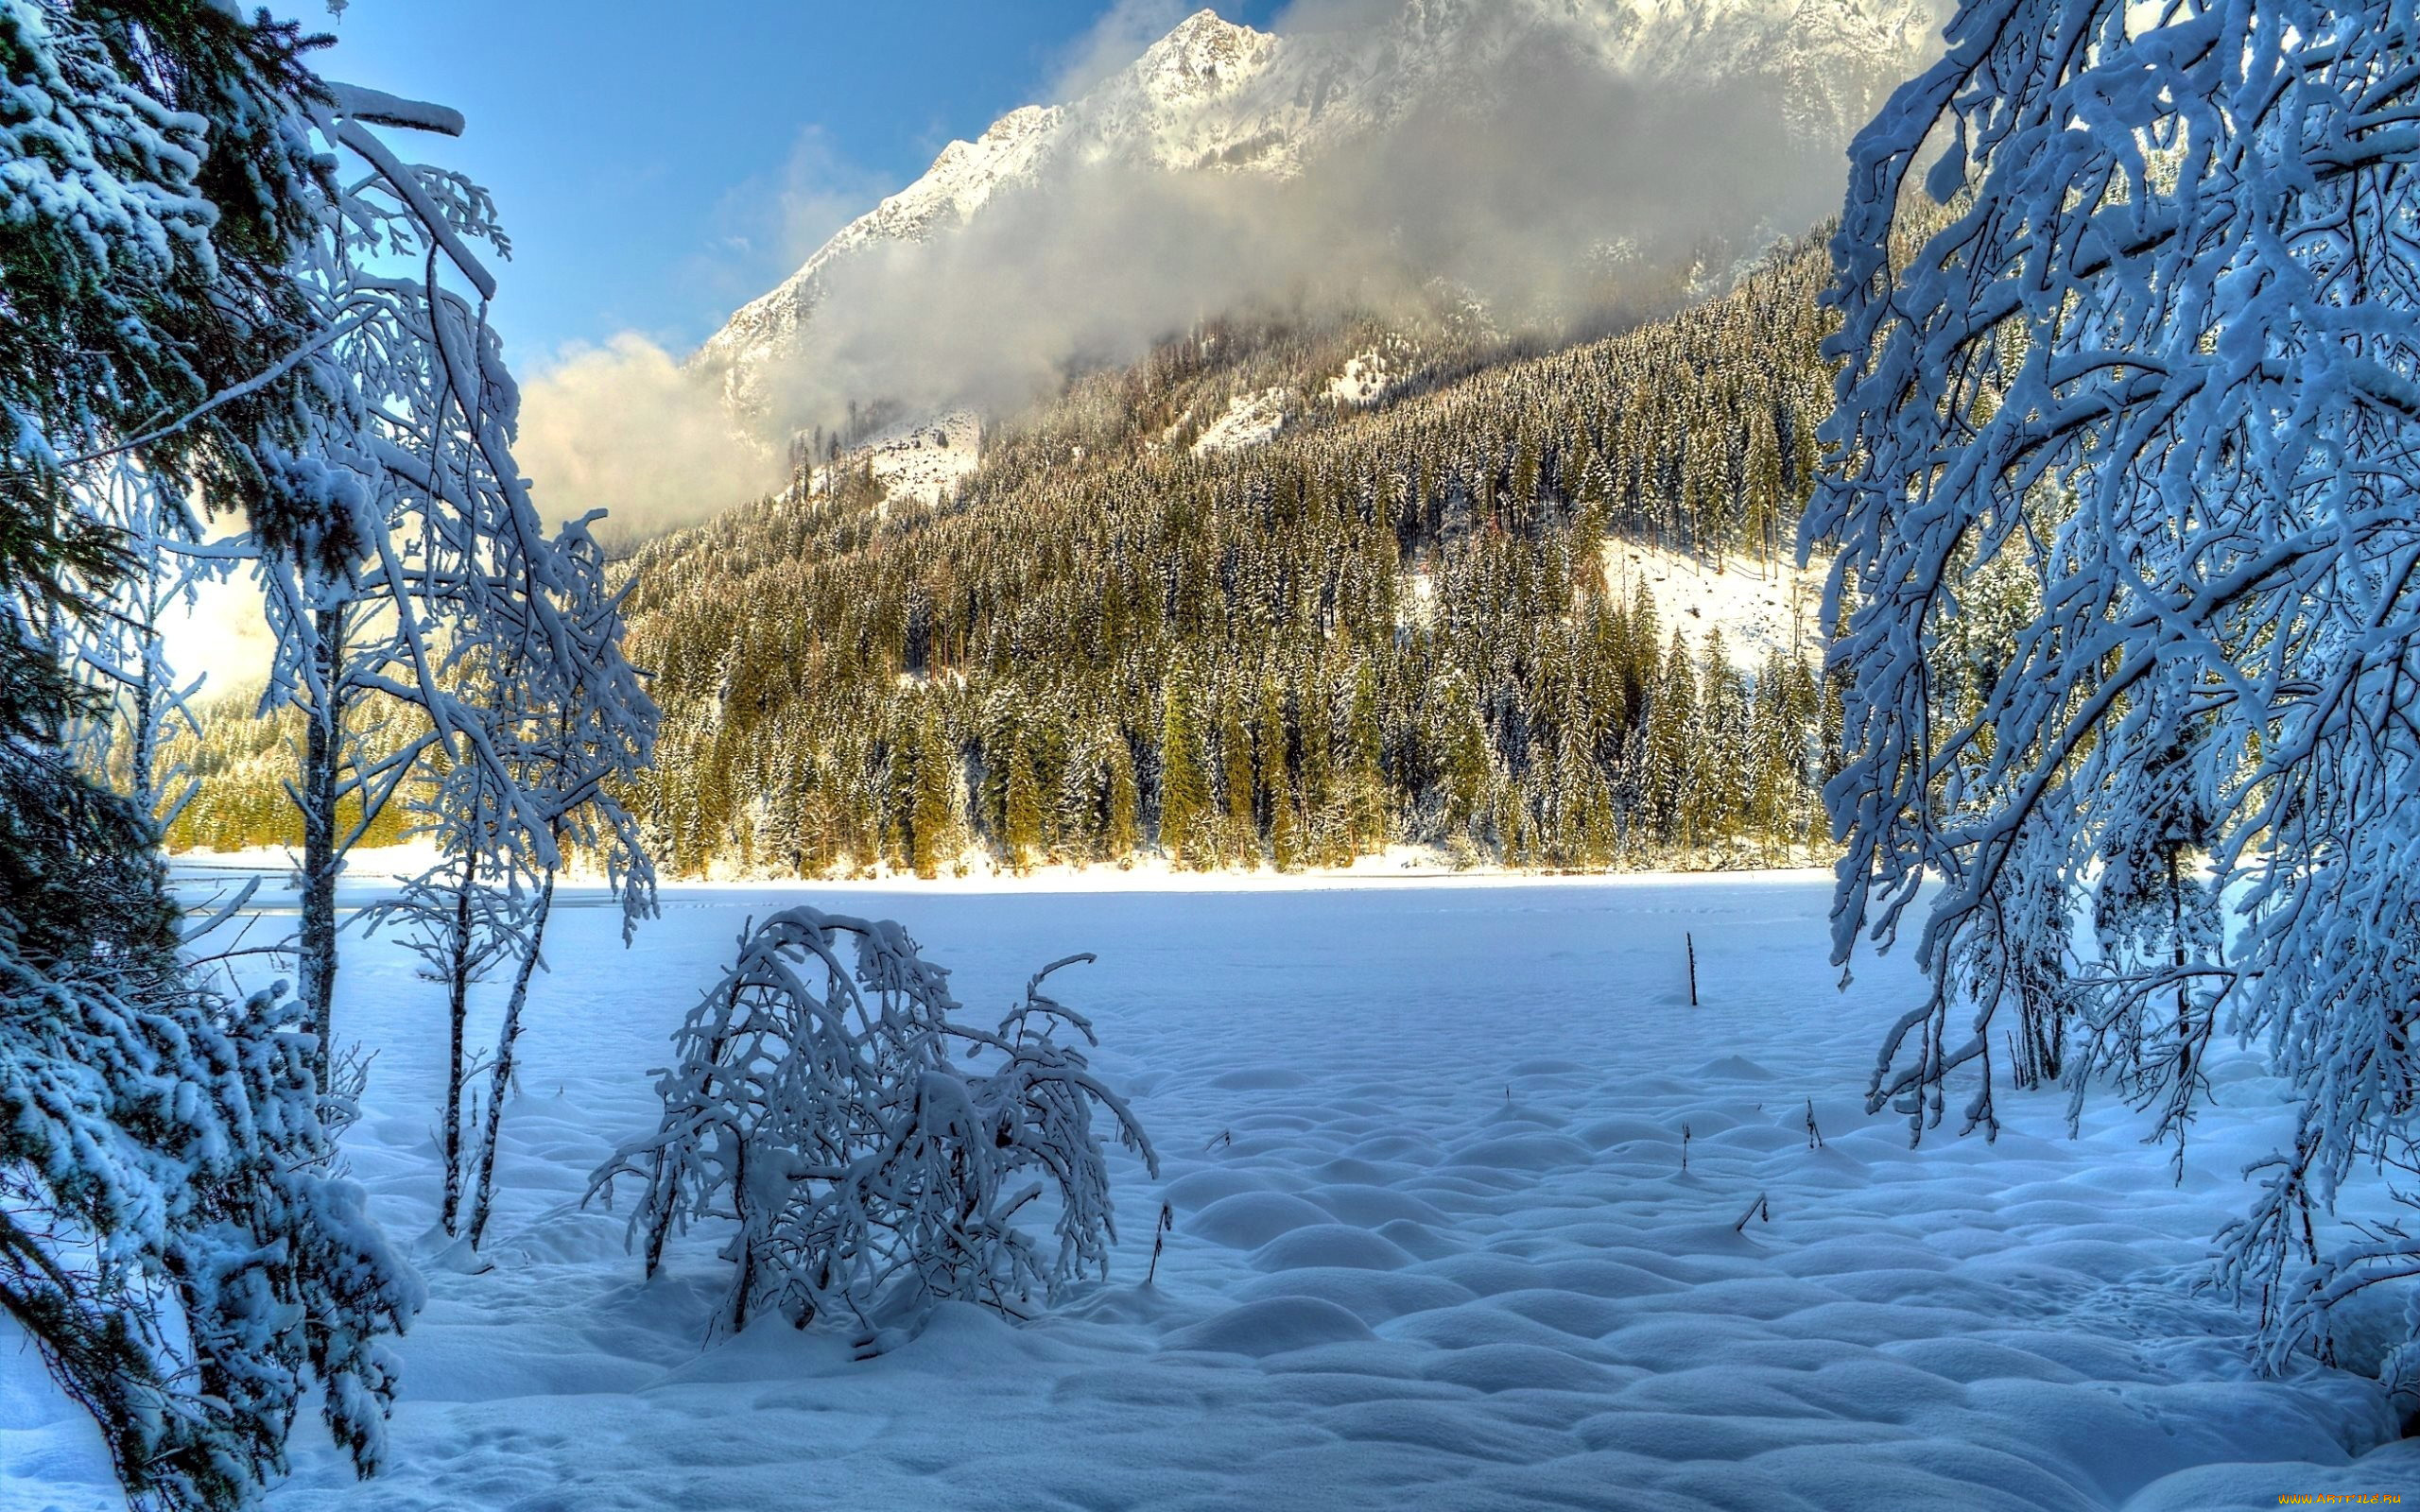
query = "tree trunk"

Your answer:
(128, 632), (158, 822)
(440, 845), (476, 1236)
(2168, 844), (2192, 1081)
(466, 868), (553, 1250)
(298, 607), (346, 1085)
